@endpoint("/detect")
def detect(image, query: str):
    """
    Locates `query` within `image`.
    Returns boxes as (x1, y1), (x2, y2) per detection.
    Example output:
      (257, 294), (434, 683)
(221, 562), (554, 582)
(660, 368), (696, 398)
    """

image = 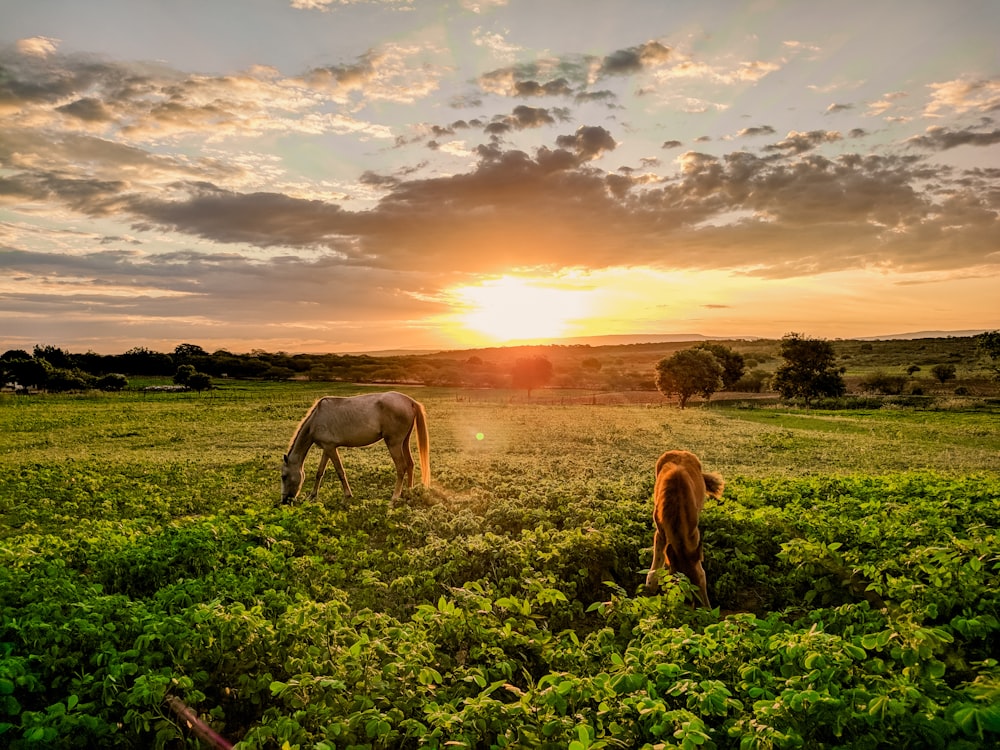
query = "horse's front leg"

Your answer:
(307, 451), (331, 501)
(329, 447), (353, 499)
